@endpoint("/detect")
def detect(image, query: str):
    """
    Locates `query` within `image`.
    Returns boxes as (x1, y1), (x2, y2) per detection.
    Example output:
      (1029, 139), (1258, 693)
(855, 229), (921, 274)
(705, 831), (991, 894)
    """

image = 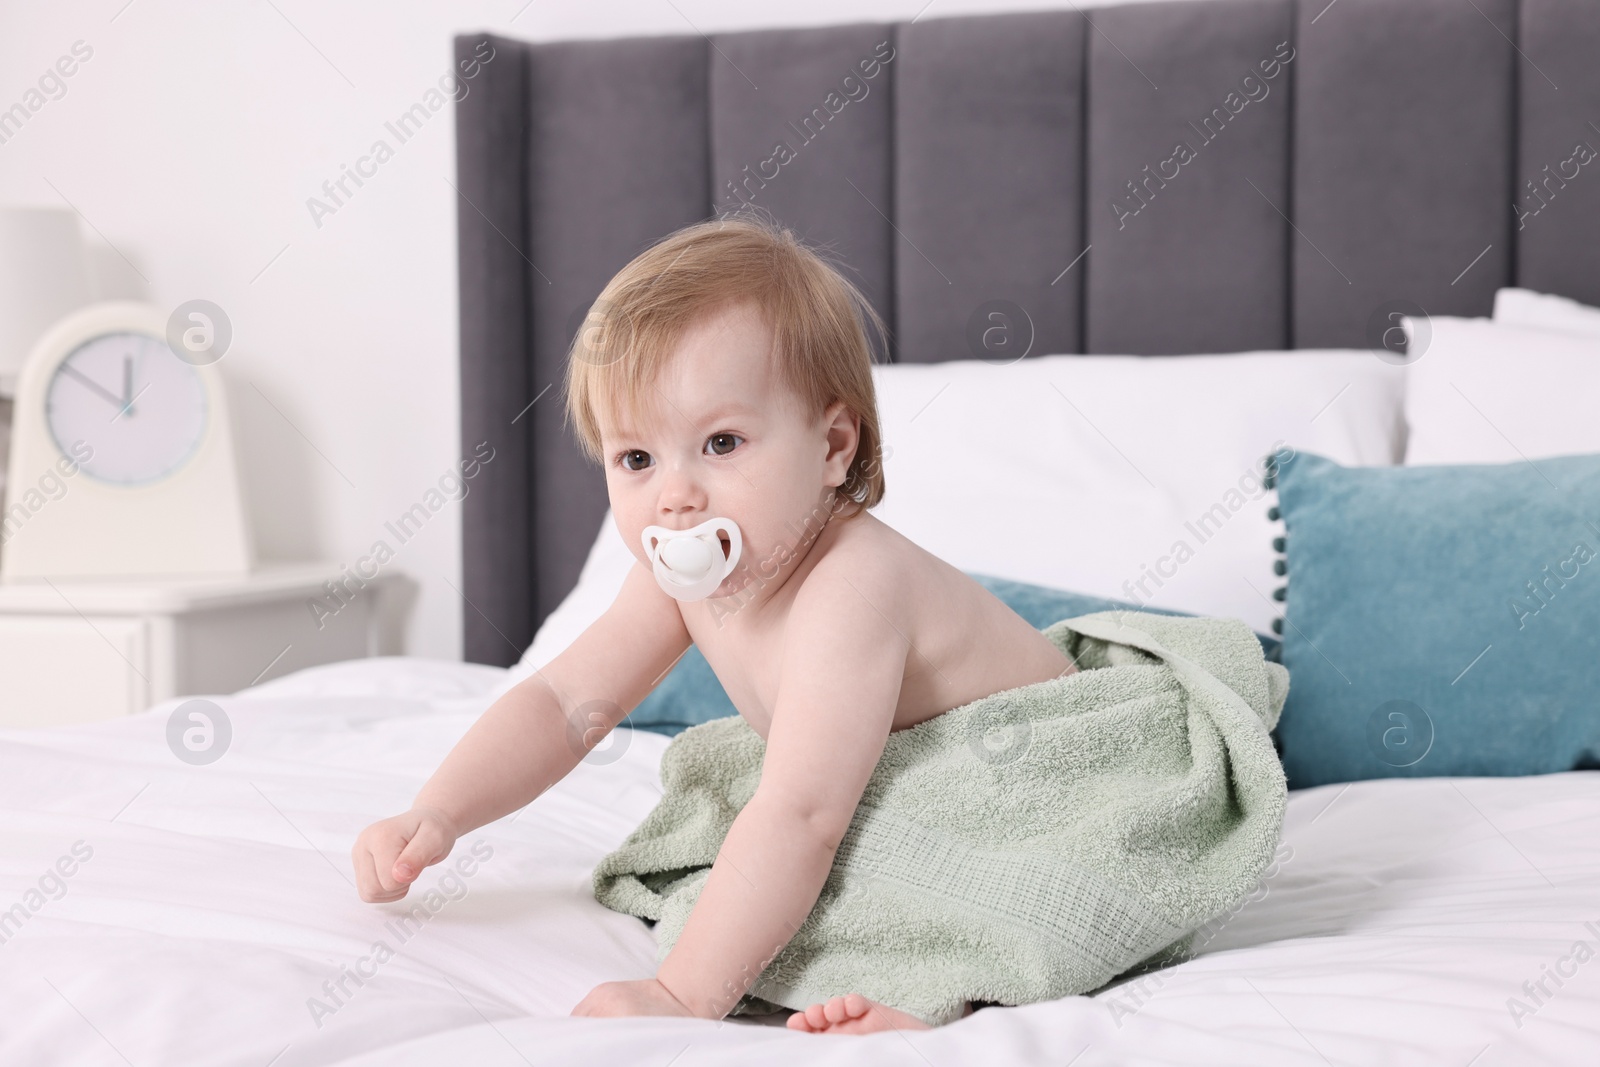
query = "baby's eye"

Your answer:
(705, 433), (743, 457)
(619, 449), (653, 471)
